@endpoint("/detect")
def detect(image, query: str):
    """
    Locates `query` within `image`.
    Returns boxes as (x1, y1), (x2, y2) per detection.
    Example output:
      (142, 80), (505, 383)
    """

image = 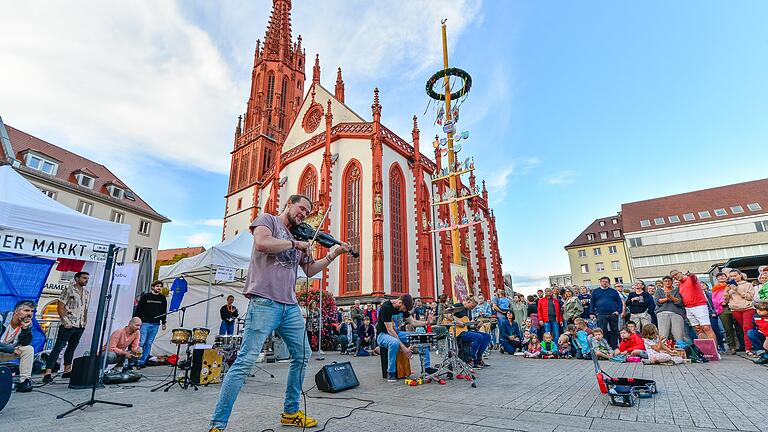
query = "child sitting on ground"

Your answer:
(558, 334), (572, 358)
(574, 318), (592, 359)
(615, 326), (646, 358)
(589, 328), (612, 360)
(641, 323), (684, 365)
(524, 334), (541, 358)
(540, 332), (558, 358)
(748, 301), (768, 364)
